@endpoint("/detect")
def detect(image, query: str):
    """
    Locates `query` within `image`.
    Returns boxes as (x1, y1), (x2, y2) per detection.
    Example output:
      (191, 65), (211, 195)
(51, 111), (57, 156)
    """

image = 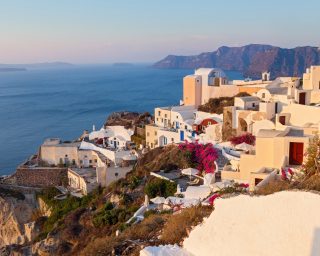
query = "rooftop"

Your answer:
(257, 128), (305, 138)
(69, 167), (97, 184)
(236, 96), (260, 102)
(256, 129), (286, 138)
(42, 140), (81, 148)
(267, 87), (288, 95)
(195, 68), (226, 78)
